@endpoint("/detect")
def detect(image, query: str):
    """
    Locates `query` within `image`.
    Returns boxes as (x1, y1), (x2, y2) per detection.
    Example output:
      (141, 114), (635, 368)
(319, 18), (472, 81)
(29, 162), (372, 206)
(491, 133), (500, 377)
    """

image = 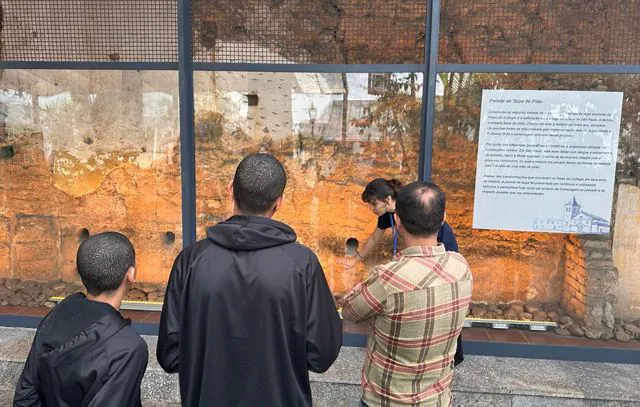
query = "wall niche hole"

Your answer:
(163, 231), (176, 246)
(345, 237), (359, 256)
(78, 228), (90, 242)
(0, 145), (15, 160)
(247, 94), (259, 106)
